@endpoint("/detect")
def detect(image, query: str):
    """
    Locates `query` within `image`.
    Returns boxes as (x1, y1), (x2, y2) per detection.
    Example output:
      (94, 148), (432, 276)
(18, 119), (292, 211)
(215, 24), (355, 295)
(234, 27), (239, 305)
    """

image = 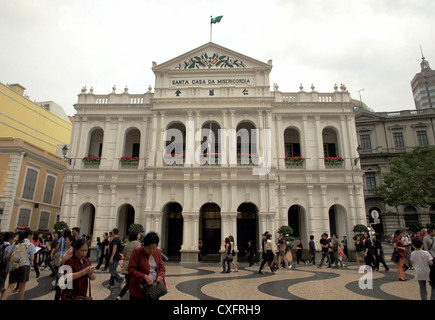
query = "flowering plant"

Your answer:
(16, 226), (30, 230)
(38, 227), (49, 232)
(237, 153), (258, 158)
(164, 153), (185, 158)
(82, 156), (101, 163)
(285, 156), (305, 162)
(324, 157), (343, 162)
(202, 153), (221, 159)
(120, 156), (139, 162)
